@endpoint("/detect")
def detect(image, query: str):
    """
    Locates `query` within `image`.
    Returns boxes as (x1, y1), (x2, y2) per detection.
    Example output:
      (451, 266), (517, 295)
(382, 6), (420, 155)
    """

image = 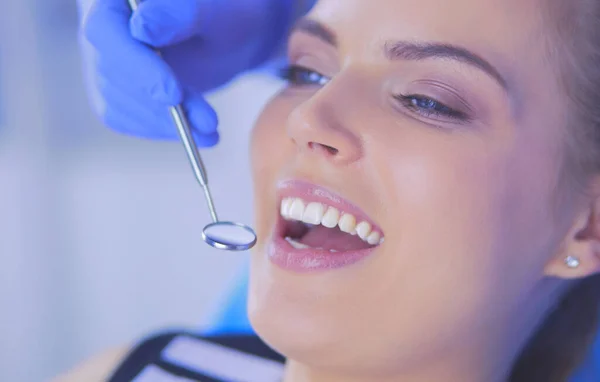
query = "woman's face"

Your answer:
(249, 0), (574, 378)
